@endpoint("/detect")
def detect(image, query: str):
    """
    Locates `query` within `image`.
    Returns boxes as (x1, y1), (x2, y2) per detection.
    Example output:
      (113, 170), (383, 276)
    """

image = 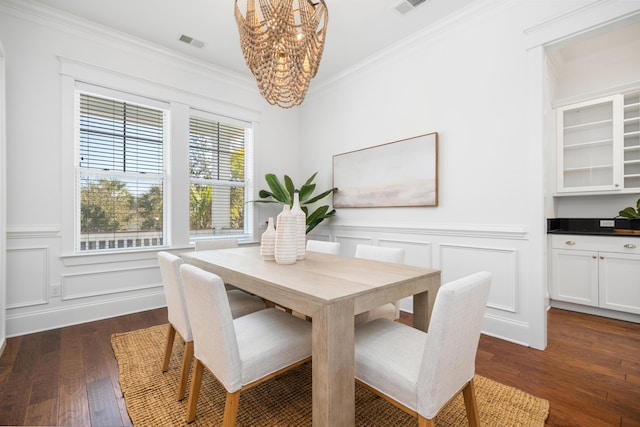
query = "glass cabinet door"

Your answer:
(557, 95), (622, 193)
